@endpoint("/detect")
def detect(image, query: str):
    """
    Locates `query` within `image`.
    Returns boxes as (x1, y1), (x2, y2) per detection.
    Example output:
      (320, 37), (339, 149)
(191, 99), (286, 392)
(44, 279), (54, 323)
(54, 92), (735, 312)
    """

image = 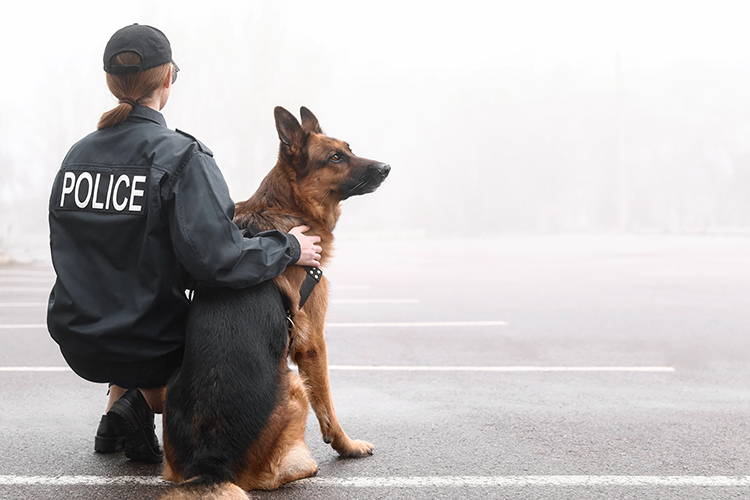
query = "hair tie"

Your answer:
(119, 97), (139, 107)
